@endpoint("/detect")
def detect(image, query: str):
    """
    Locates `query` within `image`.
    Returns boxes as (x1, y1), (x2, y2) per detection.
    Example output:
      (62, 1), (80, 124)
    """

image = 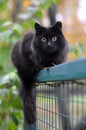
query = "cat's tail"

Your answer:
(19, 84), (36, 124)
